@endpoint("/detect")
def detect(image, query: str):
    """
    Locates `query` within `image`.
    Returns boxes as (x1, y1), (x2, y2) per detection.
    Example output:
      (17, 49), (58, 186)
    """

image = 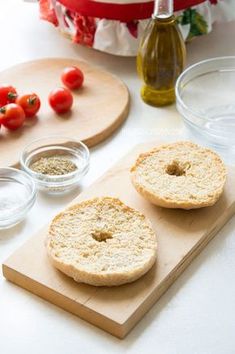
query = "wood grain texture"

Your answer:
(0, 58), (130, 167)
(3, 143), (235, 338)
